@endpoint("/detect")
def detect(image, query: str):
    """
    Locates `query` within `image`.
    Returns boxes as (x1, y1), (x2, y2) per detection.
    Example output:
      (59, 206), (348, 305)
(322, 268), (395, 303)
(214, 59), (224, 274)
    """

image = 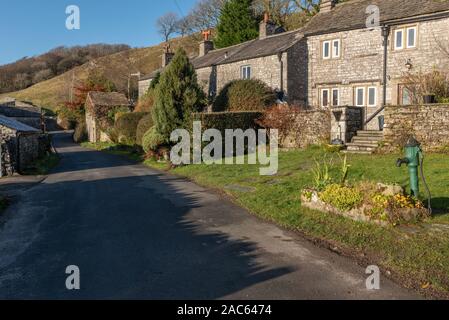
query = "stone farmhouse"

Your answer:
(85, 91), (131, 143)
(138, 0), (449, 150)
